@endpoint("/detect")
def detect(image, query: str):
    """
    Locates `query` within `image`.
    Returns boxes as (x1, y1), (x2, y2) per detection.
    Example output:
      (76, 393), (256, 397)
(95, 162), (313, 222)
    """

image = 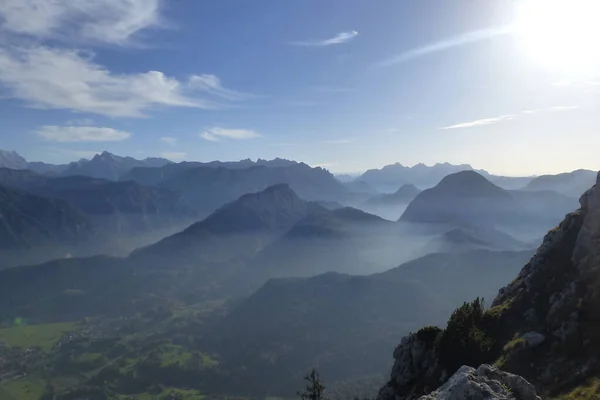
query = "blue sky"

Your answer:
(0, 0), (598, 175)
